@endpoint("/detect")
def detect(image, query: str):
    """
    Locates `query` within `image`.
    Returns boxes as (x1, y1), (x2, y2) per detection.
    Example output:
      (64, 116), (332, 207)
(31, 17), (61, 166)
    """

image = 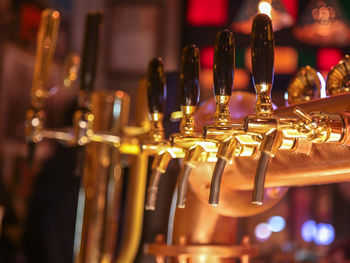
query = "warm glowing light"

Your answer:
(52, 11), (60, 19)
(258, 1), (272, 17)
(268, 216), (286, 232)
(255, 223), (272, 241)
